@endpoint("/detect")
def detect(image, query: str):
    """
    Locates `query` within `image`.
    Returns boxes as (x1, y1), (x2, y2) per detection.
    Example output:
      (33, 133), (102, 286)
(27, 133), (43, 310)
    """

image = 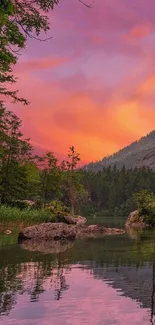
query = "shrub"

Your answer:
(133, 190), (155, 226)
(48, 200), (70, 213)
(0, 205), (56, 224)
(33, 199), (44, 210)
(7, 200), (34, 210)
